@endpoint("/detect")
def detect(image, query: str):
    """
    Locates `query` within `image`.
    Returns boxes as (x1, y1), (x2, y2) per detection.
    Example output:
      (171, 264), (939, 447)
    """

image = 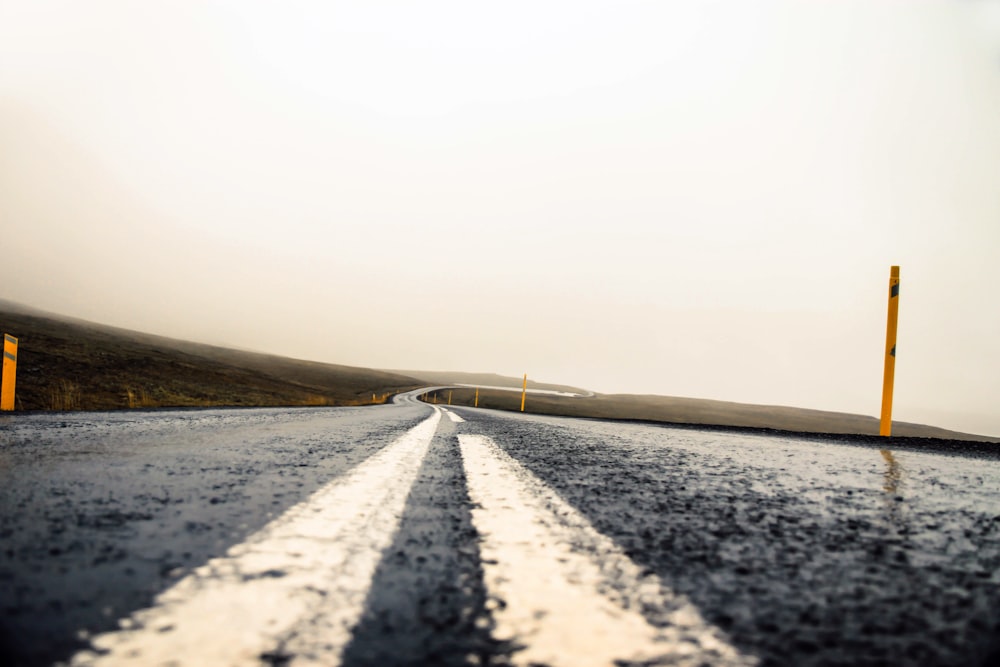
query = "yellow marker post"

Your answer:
(880, 266), (900, 436)
(520, 373), (527, 412)
(1, 334), (17, 411)
(474, 387), (479, 408)
(448, 390), (452, 405)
